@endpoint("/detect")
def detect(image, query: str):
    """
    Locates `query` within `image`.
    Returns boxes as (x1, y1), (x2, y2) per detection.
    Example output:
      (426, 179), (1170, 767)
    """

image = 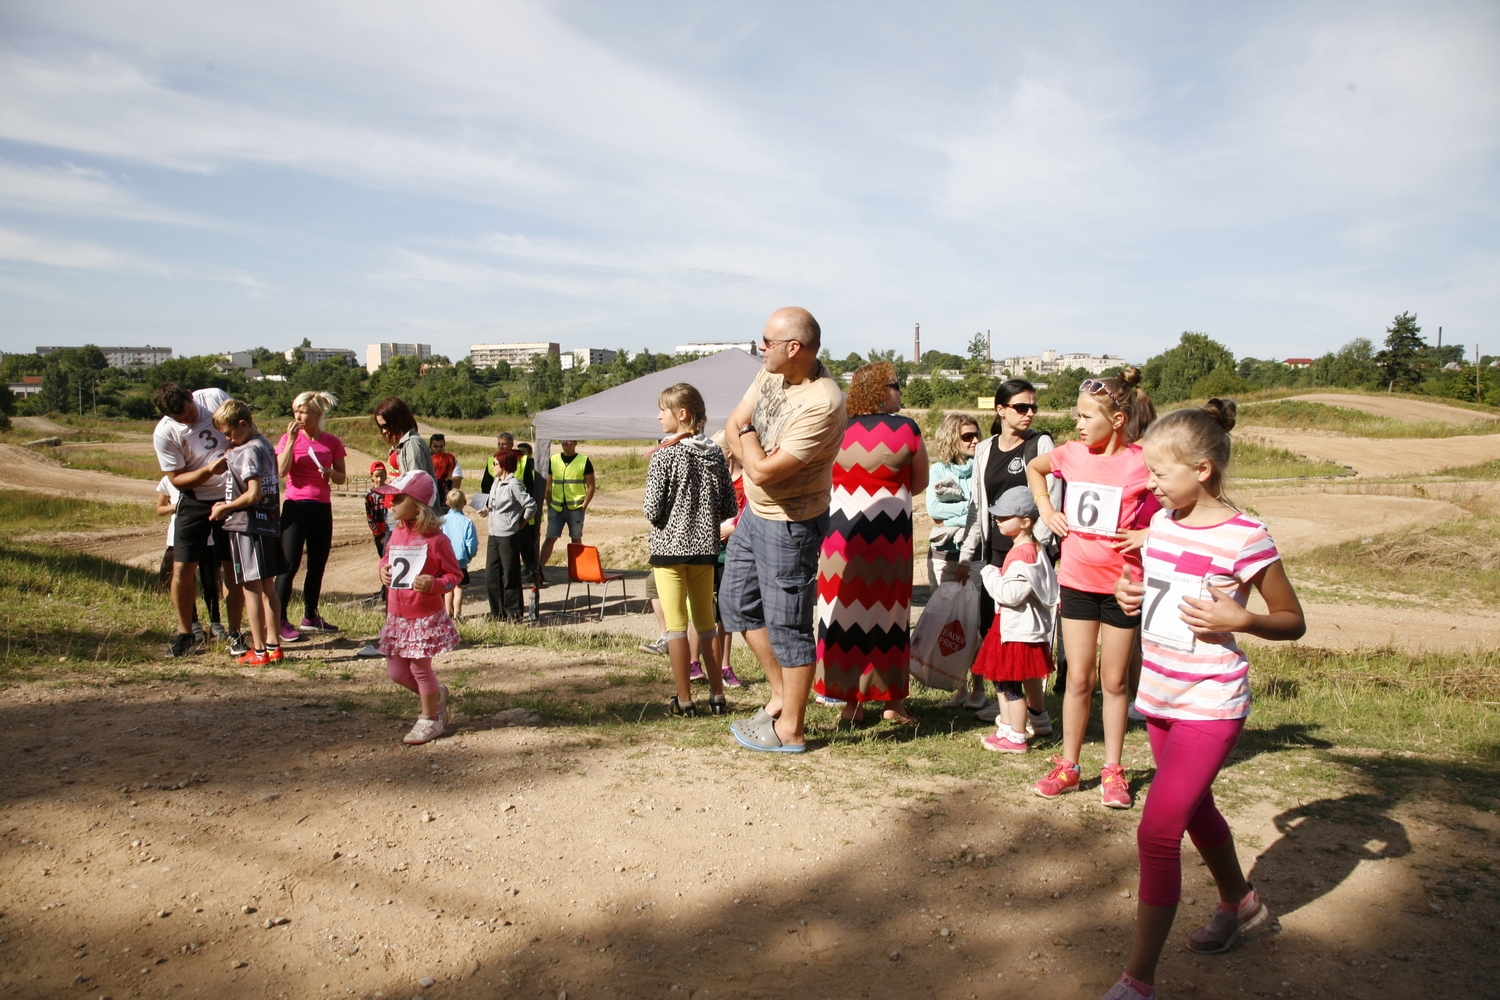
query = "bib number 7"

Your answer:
(1140, 571), (1206, 652)
(1063, 482), (1123, 537)
(387, 545), (428, 590)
